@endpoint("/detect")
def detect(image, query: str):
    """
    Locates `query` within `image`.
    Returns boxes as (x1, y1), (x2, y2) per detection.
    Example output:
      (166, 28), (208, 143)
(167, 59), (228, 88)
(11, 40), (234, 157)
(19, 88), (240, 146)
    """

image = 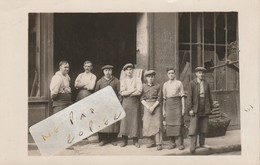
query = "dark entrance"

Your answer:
(53, 13), (137, 101)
